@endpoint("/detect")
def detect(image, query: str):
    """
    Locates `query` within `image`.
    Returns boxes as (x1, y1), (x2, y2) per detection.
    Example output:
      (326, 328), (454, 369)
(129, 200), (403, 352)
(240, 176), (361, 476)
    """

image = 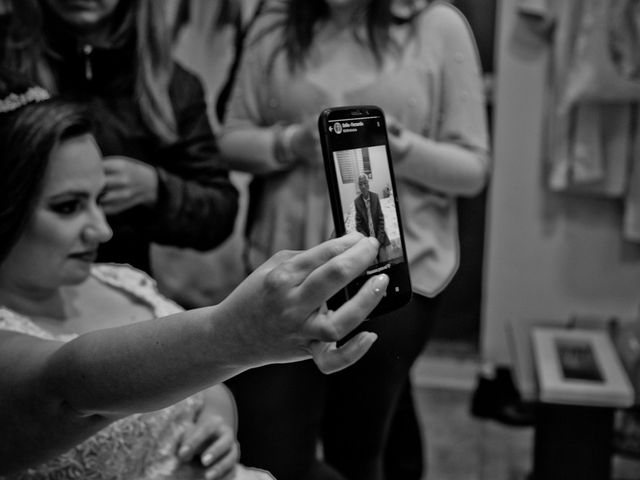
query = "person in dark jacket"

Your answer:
(1, 0), (238, 274)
